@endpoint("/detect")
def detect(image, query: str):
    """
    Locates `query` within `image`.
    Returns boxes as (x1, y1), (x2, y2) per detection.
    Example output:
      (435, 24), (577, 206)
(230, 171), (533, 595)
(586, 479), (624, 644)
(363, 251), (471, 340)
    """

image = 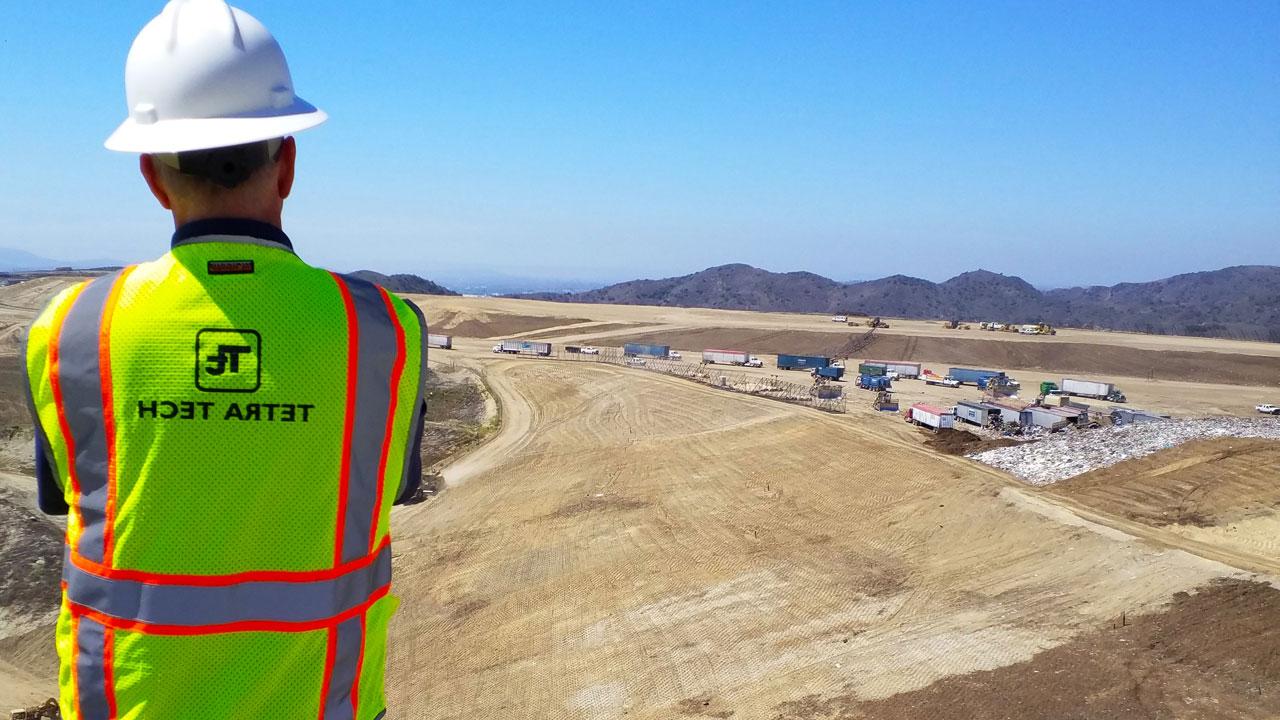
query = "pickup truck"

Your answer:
(922, 373), (960, 388)
(1257, 404), (1280, 415)
(580, 346), (600, 355)
(668, 351), (683, 360)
